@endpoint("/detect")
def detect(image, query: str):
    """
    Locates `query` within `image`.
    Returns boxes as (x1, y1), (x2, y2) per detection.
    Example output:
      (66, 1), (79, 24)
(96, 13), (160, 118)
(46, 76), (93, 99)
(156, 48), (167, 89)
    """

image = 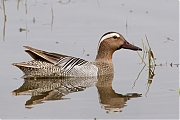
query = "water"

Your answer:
(0, 0), (178, 119)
